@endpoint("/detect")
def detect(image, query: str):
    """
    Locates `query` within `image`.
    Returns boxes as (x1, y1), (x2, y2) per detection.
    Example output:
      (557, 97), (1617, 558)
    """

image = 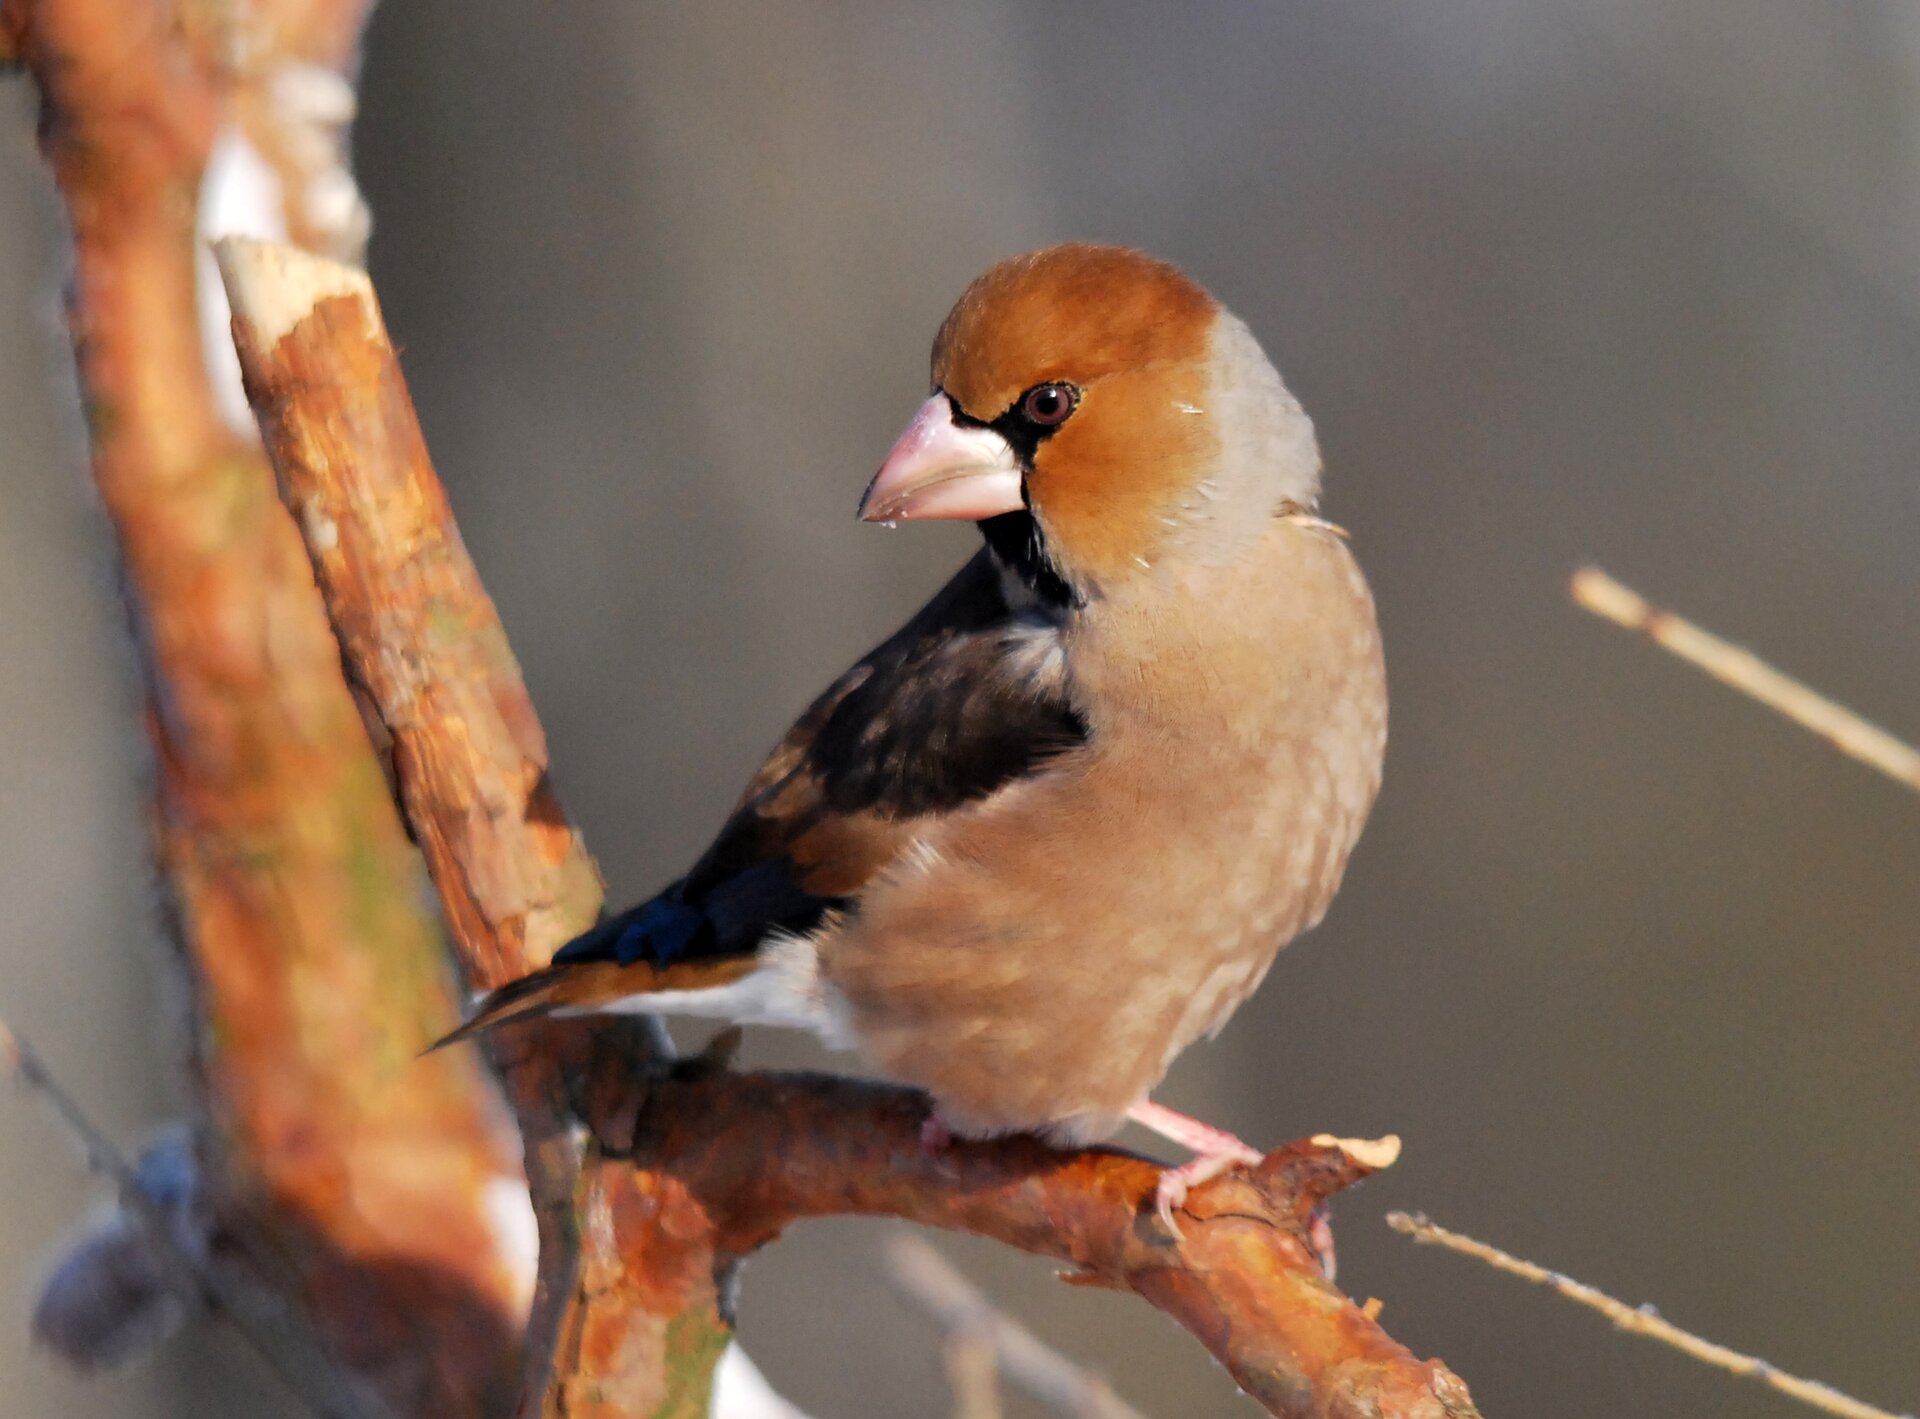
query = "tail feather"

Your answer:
(428, 955), (761, 1052)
